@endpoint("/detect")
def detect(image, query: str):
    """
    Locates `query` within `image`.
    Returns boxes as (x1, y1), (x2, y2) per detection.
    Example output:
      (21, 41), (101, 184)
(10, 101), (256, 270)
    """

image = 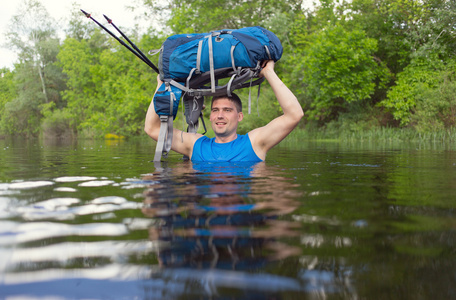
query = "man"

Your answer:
(144, 60), (303, 162)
